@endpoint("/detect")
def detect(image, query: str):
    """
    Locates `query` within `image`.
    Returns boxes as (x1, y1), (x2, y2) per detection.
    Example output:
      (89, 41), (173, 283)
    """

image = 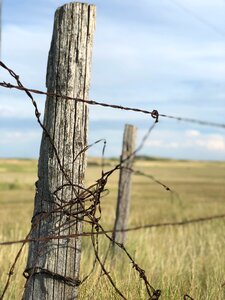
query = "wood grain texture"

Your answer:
(23, 3), (95, 299)
(112, 124), (137, 246)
